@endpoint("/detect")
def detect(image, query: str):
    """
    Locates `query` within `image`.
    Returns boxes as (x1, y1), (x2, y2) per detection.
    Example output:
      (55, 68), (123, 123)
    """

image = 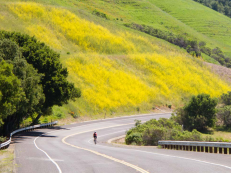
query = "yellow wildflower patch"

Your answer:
(26, 25), (62, 49)
(9, 2), (136, 54)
